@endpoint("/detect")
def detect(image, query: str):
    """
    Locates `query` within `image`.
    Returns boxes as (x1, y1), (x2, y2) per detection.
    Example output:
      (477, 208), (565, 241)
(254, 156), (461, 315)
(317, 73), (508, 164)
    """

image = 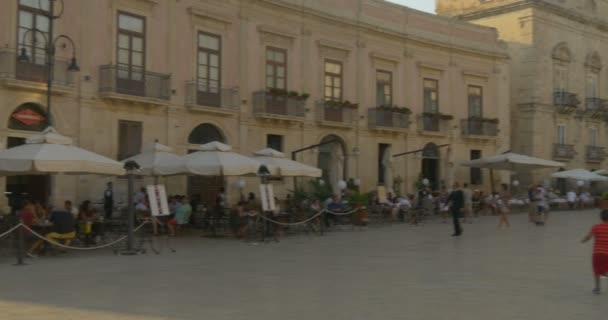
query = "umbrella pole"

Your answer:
(490, 169), (496, 193)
